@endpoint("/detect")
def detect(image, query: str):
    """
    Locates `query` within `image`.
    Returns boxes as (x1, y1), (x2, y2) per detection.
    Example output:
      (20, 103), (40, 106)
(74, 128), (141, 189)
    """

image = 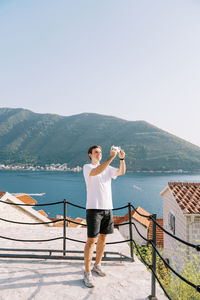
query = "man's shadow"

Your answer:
(0, 260), (87, 300)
